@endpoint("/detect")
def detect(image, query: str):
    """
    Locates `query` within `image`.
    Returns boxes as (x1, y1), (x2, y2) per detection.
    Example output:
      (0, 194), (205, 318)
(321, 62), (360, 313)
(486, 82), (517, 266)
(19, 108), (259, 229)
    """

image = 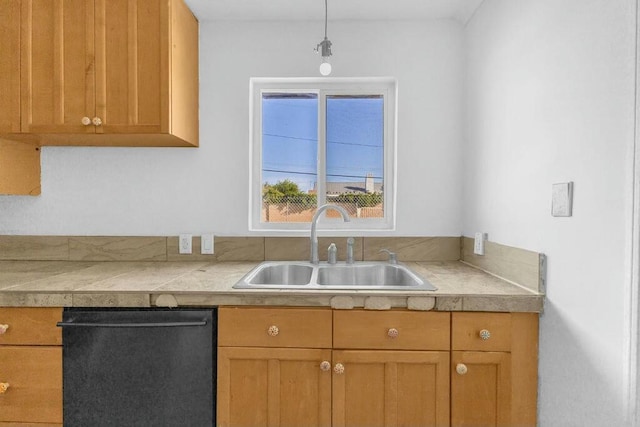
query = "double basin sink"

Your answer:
(234, 261), (437, 291)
